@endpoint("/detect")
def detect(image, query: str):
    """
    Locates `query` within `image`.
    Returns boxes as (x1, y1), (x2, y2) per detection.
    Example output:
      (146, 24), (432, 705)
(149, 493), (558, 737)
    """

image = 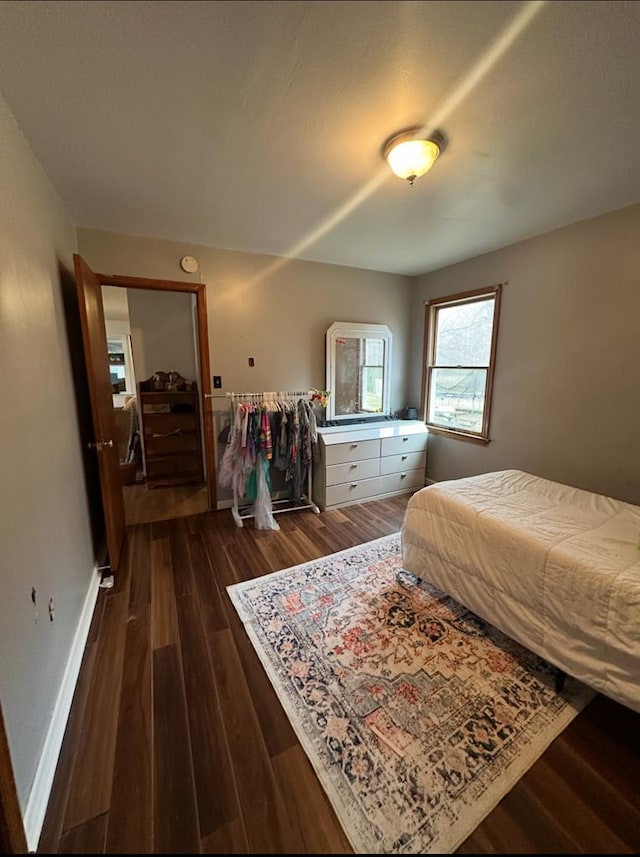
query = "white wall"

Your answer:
(0, 90), (96, 832)
(409, 203), (640, 505)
